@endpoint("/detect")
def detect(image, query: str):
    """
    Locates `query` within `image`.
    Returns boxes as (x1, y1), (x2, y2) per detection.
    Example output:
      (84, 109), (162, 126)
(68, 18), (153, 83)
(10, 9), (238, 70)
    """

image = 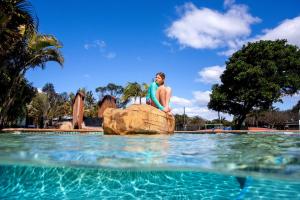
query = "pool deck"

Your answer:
(0, 127), (104, 133)
(175, 129), (300, 134)
(0, 128), (299, 134)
